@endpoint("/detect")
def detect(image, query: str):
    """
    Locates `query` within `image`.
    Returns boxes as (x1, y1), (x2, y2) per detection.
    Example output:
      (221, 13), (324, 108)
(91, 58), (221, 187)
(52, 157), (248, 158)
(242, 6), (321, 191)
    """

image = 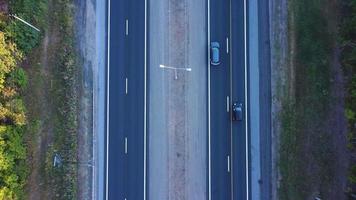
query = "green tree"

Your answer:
(0, 32), (22, 90)
(8, 68), (27, 89)
(0, 101), (26, 126)
(0, 187), (15, 200)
